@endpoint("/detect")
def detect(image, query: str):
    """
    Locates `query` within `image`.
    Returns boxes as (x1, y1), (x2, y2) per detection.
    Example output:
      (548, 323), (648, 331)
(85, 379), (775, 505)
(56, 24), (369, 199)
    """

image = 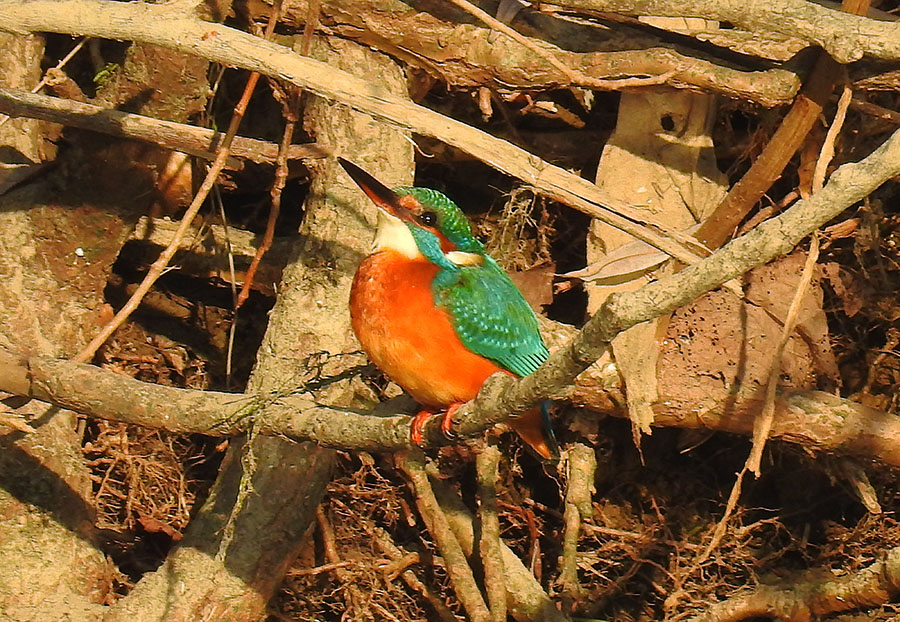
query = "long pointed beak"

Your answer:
(337, 158), (413, 221)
